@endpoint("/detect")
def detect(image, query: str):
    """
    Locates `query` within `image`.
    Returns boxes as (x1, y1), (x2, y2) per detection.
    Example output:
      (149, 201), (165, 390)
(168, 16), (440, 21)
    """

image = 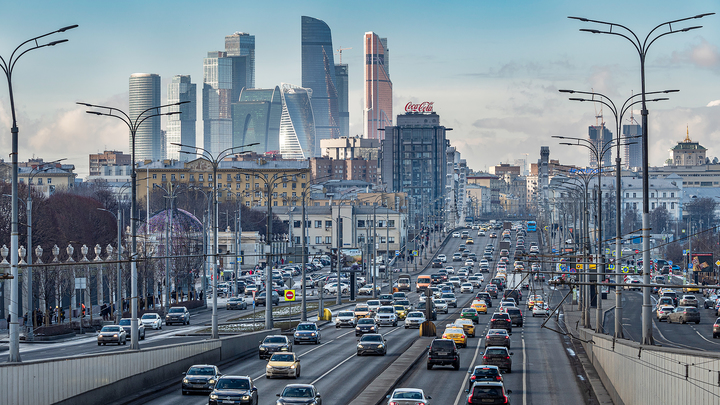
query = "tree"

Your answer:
(685, 197), (717, 231)
(650, 206), (670, 234)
